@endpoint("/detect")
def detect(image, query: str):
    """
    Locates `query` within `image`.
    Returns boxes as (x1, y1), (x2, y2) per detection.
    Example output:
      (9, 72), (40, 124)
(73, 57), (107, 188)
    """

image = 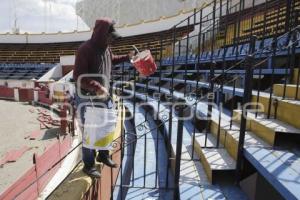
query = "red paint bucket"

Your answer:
(131, 47), (157, 76)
